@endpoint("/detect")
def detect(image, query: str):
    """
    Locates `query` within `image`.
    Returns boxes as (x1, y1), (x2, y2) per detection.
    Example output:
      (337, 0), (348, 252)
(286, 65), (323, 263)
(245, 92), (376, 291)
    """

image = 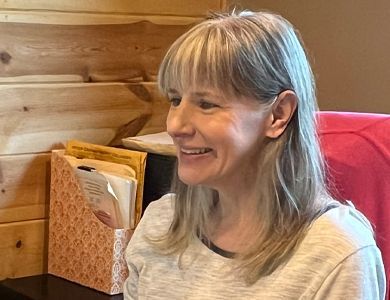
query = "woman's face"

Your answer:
(166, 87), (271, 191)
